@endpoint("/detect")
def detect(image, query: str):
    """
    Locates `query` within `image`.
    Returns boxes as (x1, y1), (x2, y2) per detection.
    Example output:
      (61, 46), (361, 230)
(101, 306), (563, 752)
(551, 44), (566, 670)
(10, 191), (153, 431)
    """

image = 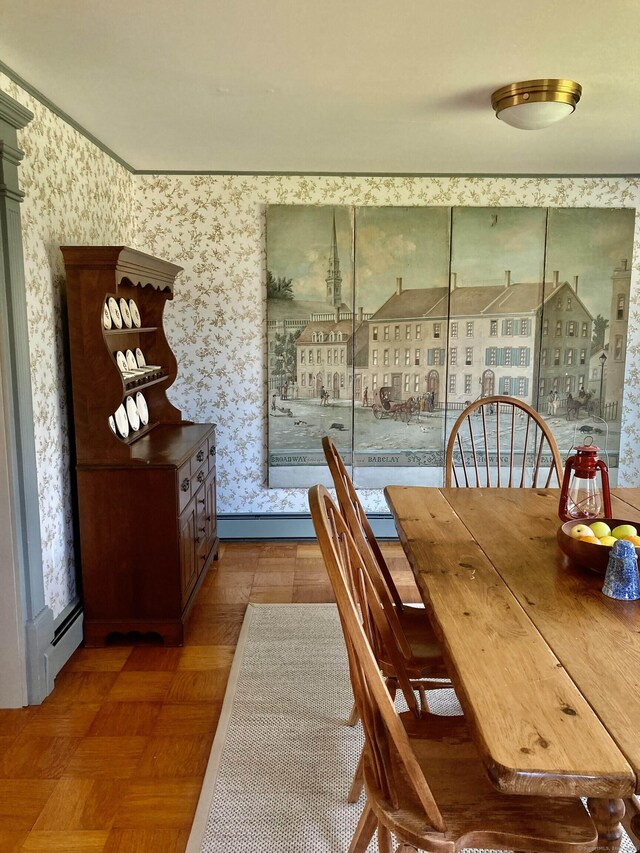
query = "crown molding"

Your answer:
(0, 60), (134, 172)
